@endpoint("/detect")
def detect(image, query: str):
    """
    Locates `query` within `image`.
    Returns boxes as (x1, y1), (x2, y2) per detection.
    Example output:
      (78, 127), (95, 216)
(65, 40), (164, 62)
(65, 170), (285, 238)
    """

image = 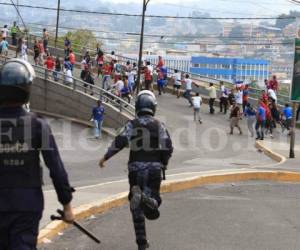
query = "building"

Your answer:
(222, 22), (256, 37)
(122, 54), (191, 72)
(190, 56), (270, 84)
(271, 62), (293, 81)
